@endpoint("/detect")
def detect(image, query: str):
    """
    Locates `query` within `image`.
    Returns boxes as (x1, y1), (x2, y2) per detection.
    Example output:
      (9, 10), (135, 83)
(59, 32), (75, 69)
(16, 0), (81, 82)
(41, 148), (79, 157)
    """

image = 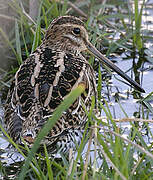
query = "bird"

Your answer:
(4, 16), (145, 153)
